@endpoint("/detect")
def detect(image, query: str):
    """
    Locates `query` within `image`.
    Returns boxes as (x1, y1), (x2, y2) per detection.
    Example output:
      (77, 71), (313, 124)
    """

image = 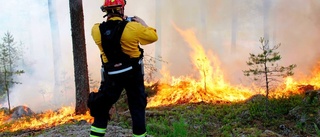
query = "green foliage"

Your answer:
(314, 123), (320, 136)
(0, 32), (24, 110)
(147, 116), (188, 137)
(0, 32), (24, 84)
(143, 95), (320, 136)
(172, 118), (188, 137)
(243, 37), (296, 98)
